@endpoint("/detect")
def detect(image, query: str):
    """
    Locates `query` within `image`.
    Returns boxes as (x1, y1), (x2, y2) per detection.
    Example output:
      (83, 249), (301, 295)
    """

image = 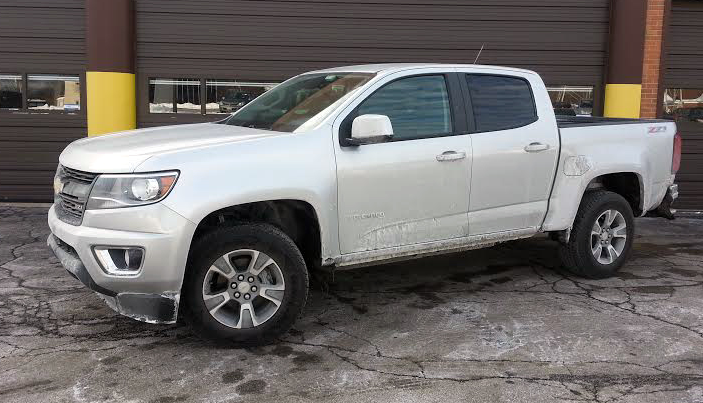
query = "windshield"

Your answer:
(225, 72), (375, 132)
